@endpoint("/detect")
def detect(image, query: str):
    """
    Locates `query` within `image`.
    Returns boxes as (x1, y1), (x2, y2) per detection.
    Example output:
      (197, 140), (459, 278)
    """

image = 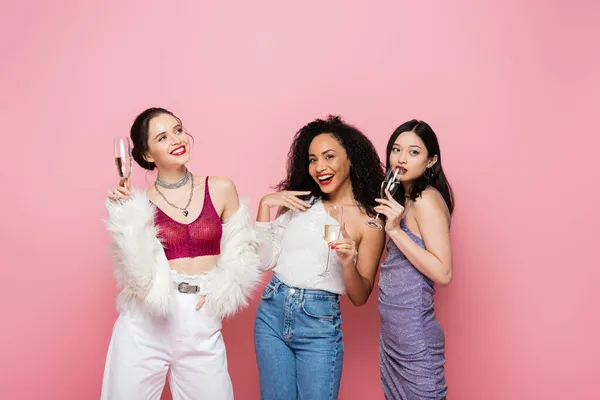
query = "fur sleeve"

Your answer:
(104, 189), (172, 316)
(203, 197), (262, 319)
